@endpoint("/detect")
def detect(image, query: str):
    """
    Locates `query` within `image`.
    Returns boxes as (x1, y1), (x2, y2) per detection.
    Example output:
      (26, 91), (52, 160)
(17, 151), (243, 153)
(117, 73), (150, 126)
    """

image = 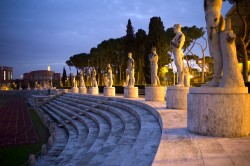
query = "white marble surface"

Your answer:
(124, 87), (138, 98)
(78, 87), (87, 94)
(104, 87), (115, 96)
(71, 87), (79, 93)
(166, 86), (189, 109)
(145, 86), (166, 101)
(88, 87), (99, 95)
(188, 87), (250, 137)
